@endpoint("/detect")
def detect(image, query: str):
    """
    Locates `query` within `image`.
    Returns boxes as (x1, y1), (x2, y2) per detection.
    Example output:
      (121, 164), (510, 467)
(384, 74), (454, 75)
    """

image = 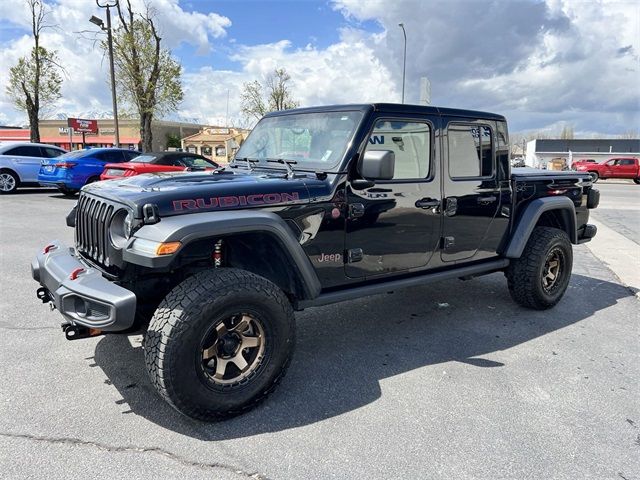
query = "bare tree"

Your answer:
(241, 68), (299, 121)
(560, 124), (574, 140)
(110, 1), (183, 152)
(5, 0), (62, 142)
